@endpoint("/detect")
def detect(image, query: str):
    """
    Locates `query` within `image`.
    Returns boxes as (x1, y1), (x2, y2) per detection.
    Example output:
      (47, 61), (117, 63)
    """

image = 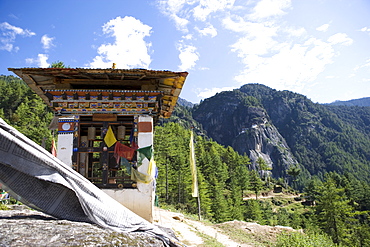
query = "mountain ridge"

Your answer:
(174, 84), (370, 186)
(327, 97), (370, 106)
